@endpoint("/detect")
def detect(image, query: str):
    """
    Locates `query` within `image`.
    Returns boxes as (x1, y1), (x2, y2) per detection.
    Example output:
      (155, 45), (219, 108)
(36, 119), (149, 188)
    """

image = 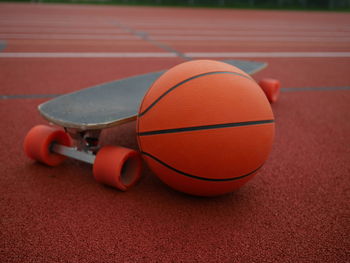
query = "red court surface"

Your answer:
(1, 3), (349, 262)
